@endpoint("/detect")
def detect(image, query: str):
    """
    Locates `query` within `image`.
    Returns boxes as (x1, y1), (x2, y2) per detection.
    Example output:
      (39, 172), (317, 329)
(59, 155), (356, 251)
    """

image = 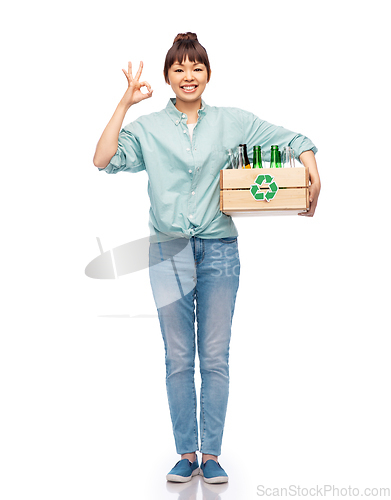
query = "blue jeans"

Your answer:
(149, 236), (240, 456)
